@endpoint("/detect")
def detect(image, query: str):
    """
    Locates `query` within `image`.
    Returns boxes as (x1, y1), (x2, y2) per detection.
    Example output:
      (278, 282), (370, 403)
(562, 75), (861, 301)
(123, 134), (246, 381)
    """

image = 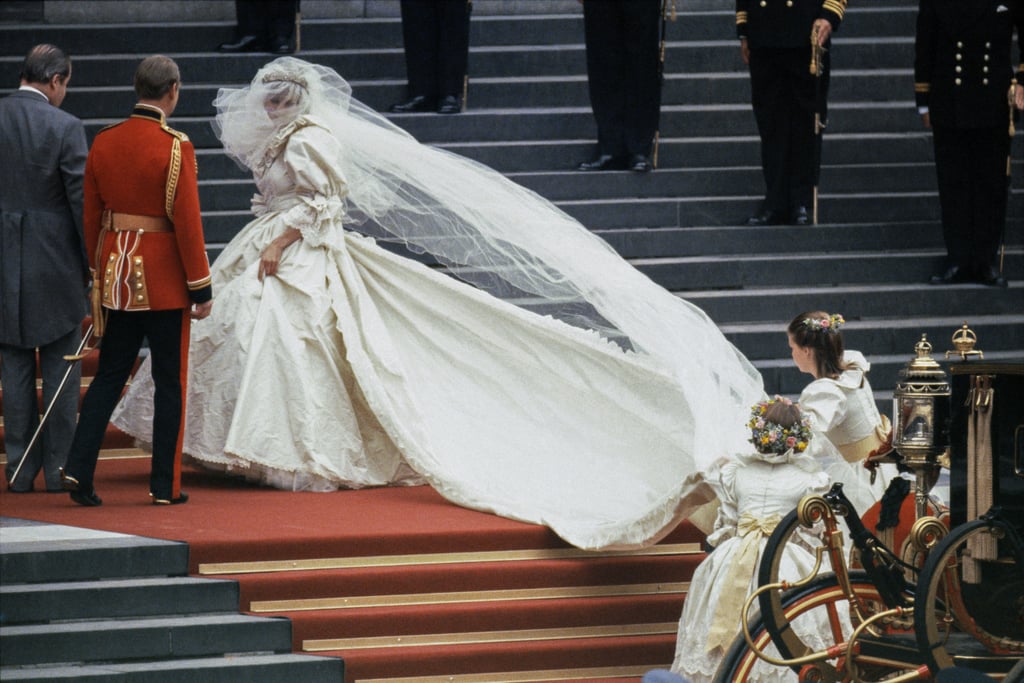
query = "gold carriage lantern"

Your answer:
(892, 334), (951, 518)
